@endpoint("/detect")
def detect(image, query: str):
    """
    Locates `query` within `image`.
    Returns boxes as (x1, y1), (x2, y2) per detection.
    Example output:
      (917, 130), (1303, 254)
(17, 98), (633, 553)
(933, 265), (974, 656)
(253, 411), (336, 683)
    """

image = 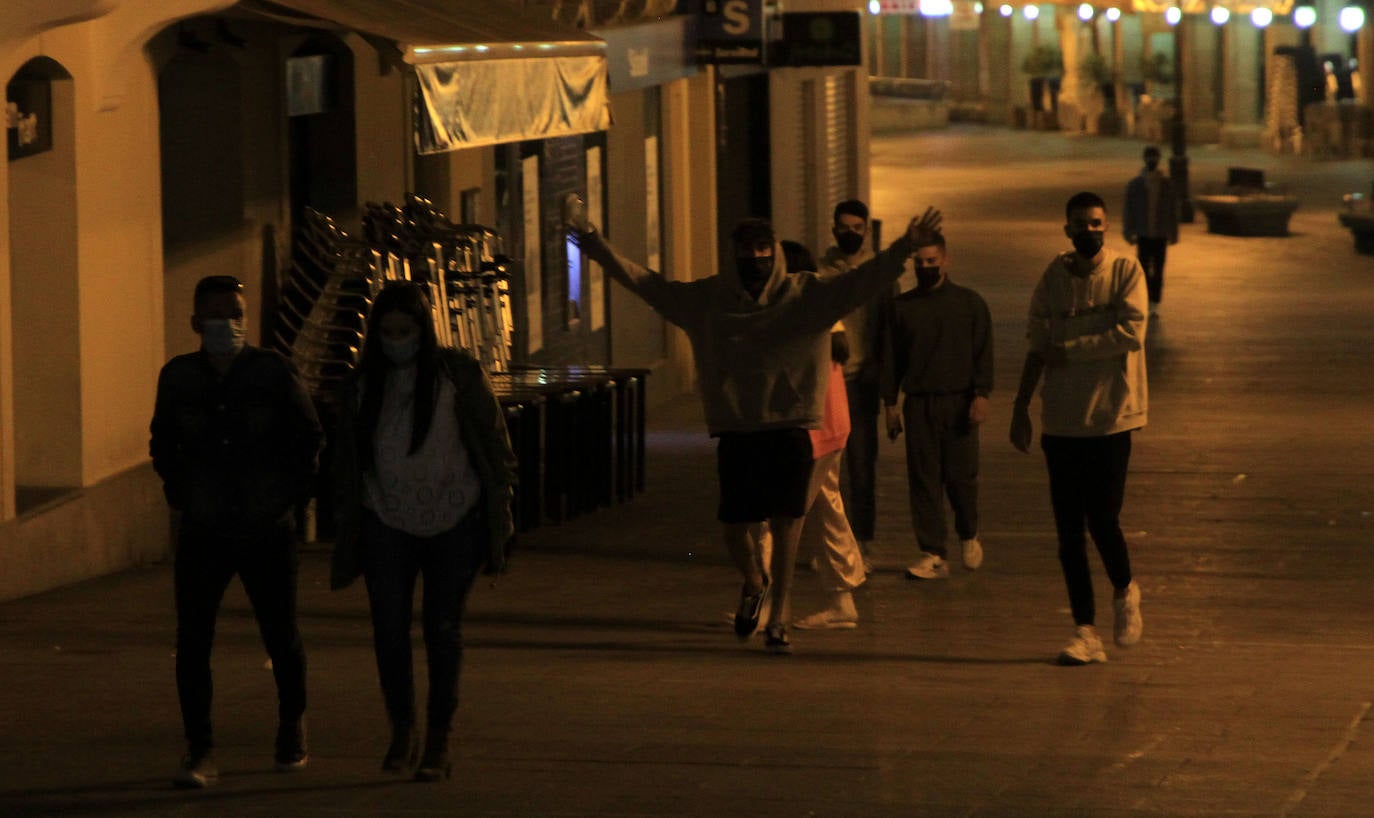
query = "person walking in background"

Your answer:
(818, 200), (883, 574)
(881, 231), (993, 581)
(331, 281), (517, 781)
(1122, 146), (1178, 317)
(150, 274), (324, 789)
(779, 240), (867, 630)
(1010, 191), (1148, 666)
(569, 200), (940, 654)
